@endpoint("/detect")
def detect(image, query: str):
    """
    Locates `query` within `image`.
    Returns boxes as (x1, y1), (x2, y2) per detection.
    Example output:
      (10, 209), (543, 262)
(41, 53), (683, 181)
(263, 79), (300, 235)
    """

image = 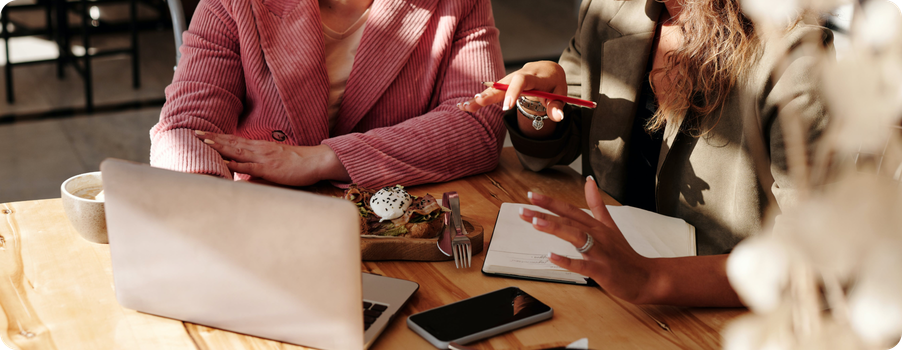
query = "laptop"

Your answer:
(100, 158), (419, 350)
